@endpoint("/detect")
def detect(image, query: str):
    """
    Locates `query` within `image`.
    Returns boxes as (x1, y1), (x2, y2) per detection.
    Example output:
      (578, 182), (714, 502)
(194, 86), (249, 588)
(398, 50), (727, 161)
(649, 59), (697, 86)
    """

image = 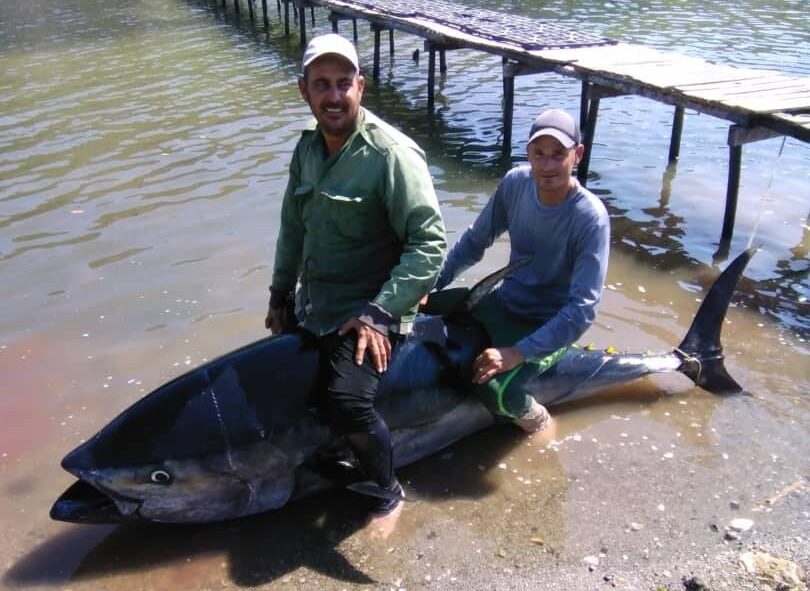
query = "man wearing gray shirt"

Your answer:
(434, 109), (610, 433)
